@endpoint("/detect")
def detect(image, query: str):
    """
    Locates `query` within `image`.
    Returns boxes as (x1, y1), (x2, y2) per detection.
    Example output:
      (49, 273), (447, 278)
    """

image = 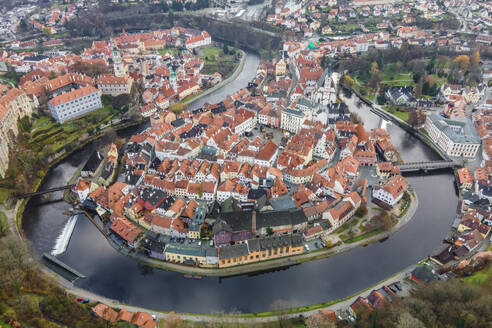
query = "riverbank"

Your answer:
(349, 87), (449, 161)
(2, 117), (146, 239)
(90, 191), (418, 277)
(183, 49), (246, 106)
